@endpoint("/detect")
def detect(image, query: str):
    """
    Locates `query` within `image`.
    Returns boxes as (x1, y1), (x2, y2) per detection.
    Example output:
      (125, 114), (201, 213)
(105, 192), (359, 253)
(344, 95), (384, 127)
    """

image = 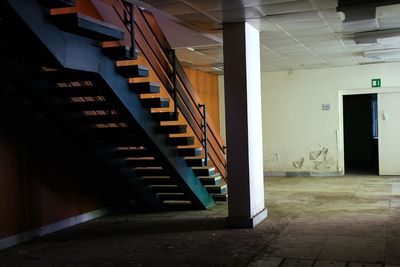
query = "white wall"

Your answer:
(219, 62), (400, 175)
